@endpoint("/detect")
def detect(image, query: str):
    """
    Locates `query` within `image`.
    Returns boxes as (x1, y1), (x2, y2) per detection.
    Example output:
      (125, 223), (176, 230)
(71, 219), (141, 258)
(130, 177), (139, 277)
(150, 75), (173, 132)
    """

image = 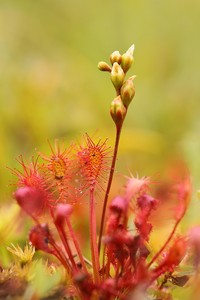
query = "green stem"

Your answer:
(90, 189), (100, 283)
(98, 125), (122, 253)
